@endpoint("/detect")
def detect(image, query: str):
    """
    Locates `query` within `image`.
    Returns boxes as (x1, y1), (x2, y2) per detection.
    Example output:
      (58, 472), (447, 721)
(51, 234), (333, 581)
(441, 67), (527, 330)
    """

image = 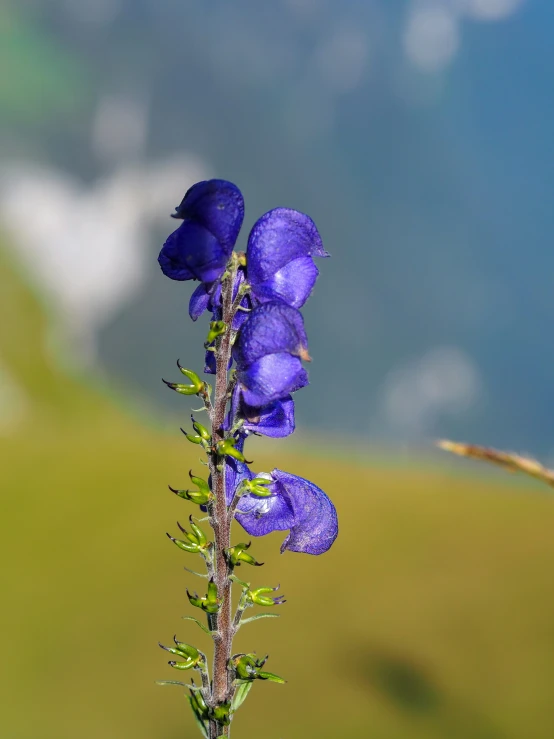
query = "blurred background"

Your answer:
(2, 0), (554, 737)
